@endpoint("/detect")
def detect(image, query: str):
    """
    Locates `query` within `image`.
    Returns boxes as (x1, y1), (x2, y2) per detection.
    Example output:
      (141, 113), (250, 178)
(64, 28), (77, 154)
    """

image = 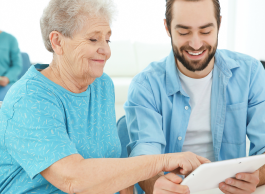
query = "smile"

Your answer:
(187, 51), (204, 56)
